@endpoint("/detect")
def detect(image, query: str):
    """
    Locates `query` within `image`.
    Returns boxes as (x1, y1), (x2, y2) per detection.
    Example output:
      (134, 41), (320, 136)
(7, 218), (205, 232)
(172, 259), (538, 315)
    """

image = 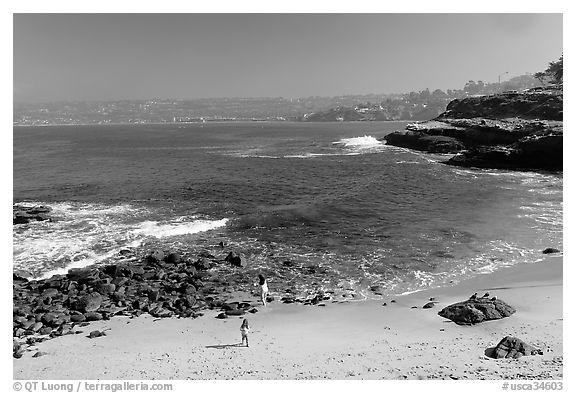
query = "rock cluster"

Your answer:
(13, 205), (53, 224)
(438, 297), (516, 325)
(13, 248), (338, 358)
(383, 88), (563, 171)
(12, 249), (257, 358)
